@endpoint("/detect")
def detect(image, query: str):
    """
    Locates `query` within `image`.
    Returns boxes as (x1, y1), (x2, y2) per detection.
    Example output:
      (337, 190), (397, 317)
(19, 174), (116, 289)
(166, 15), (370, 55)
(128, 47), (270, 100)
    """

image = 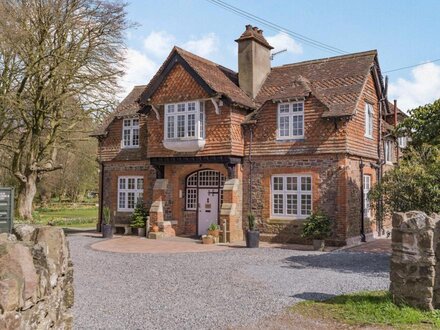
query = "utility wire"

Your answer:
(383, 58), (440, 73)
(206, 0), (348, 55)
